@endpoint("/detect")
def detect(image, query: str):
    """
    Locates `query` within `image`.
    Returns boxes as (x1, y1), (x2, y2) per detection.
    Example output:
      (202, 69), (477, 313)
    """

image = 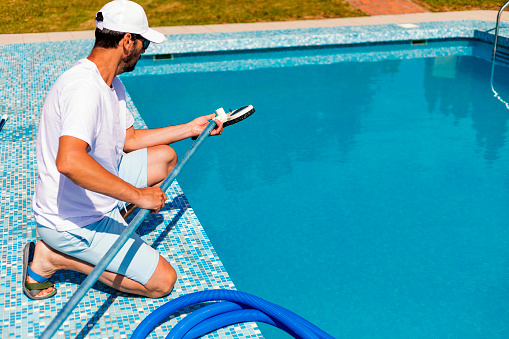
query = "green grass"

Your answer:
(416, 0), (505, 11)
(1, 0), (365, 34)
(2, 0), (507, 34)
